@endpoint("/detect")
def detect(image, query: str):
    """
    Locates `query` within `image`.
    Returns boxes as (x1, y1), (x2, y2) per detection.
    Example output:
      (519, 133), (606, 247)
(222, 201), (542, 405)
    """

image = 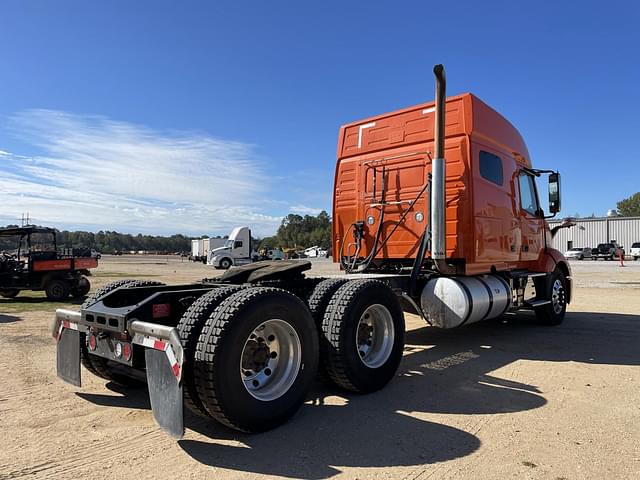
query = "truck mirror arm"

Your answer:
(525, 167), (557, 177)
